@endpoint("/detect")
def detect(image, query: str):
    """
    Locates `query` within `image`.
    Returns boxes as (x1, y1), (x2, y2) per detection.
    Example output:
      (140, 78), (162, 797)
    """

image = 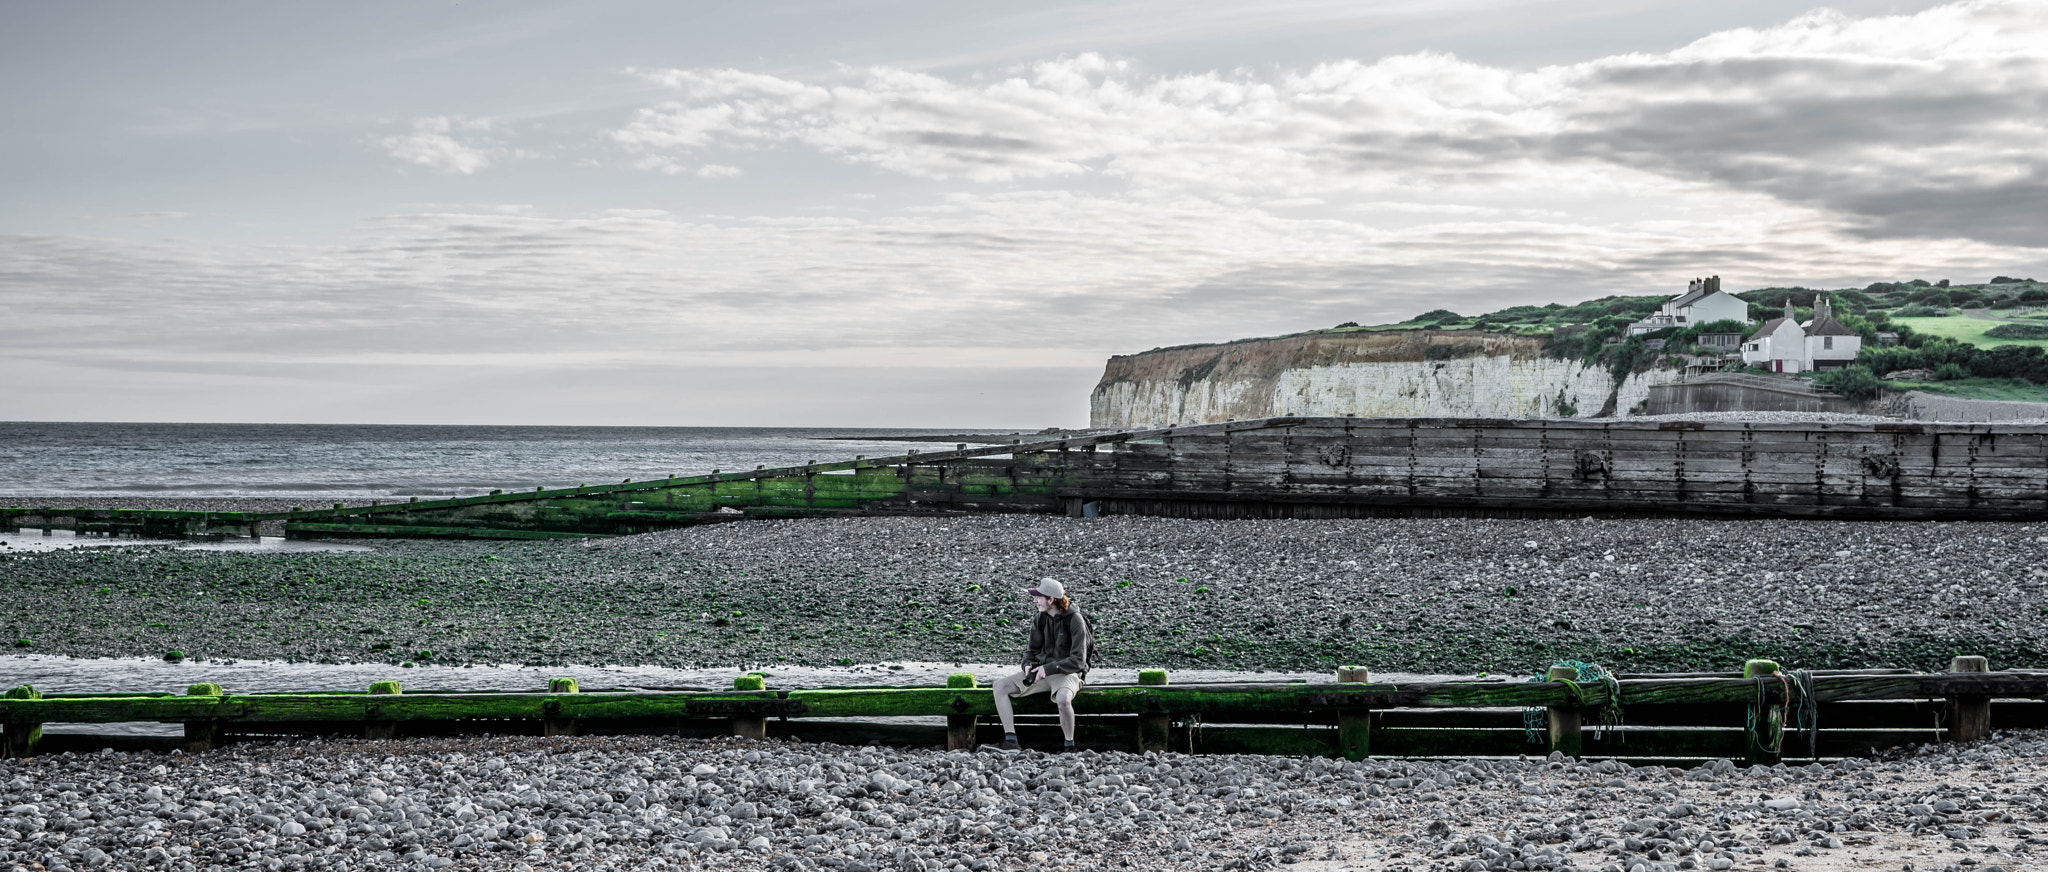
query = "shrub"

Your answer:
(1894, 305), (1949, 318)
(2022, 289), (2048, 303)
(1934, 362), (1971, 380)
(1817, 366), (1884, 402)
(1985, 322), (2048, 340)
(1333, 321), (1359, 328)
(1413, 309), (1460, 323)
